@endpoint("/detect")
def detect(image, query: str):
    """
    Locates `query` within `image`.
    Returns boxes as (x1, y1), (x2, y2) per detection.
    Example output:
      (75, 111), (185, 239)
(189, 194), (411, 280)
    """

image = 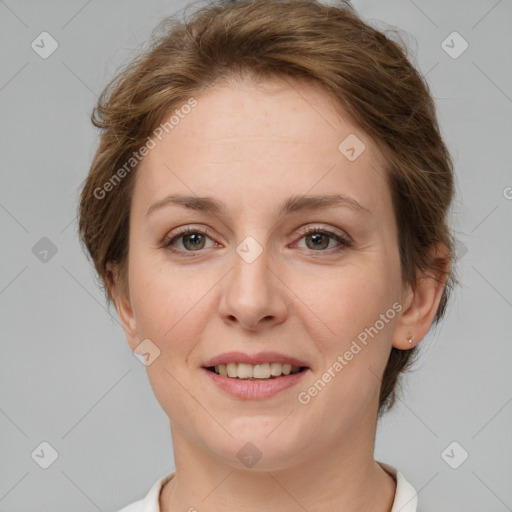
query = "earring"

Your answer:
(408, 336), (415, 344)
